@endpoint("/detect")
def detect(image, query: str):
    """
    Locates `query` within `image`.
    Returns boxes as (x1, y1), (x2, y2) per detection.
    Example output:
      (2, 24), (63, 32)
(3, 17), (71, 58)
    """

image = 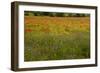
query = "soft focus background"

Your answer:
(0, 0), (99, 73)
